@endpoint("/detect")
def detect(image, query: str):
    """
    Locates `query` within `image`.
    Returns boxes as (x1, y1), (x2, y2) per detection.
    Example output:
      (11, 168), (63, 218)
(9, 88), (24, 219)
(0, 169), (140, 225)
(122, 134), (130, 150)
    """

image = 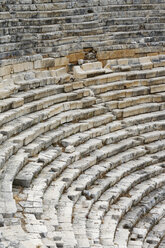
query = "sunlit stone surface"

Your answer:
(0, 1), (165, 247)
